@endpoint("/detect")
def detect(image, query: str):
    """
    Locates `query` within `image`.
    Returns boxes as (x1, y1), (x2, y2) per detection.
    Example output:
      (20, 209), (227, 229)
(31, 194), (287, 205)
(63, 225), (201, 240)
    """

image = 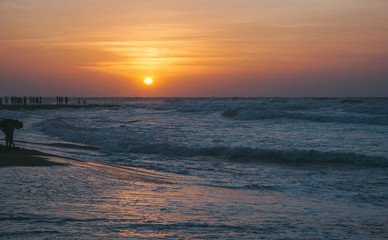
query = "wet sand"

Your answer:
(0, 104), (118, 110)
(0, 145), (64, 167)
(0, 145), (171, 183)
